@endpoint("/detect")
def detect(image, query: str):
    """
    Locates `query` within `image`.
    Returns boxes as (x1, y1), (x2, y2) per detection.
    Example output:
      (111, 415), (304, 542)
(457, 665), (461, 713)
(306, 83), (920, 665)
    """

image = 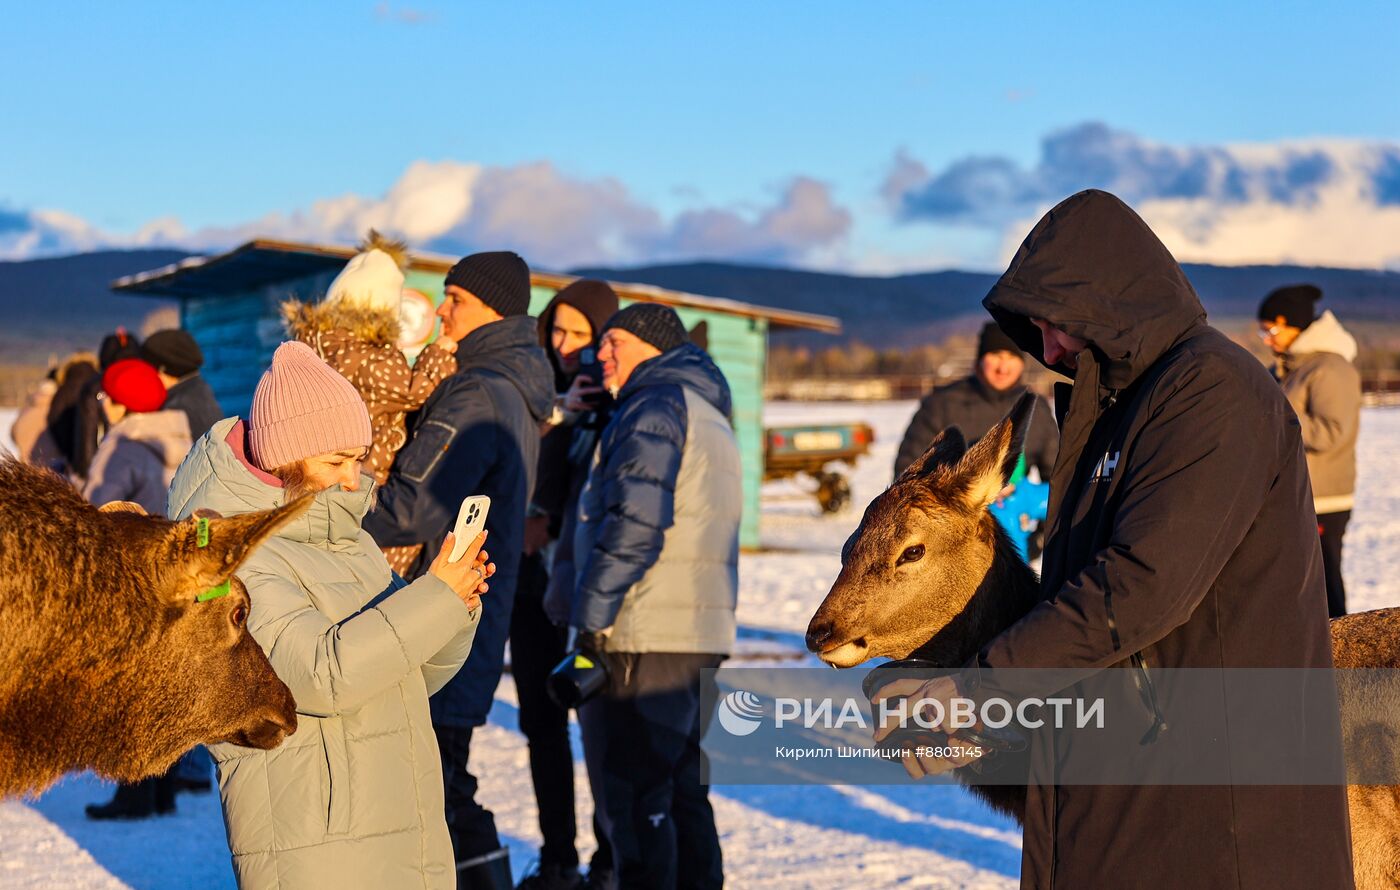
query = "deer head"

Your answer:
(806, 392), (1039, 668)
(80, 498), (312, 781)
(0, 460), (312, 796)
